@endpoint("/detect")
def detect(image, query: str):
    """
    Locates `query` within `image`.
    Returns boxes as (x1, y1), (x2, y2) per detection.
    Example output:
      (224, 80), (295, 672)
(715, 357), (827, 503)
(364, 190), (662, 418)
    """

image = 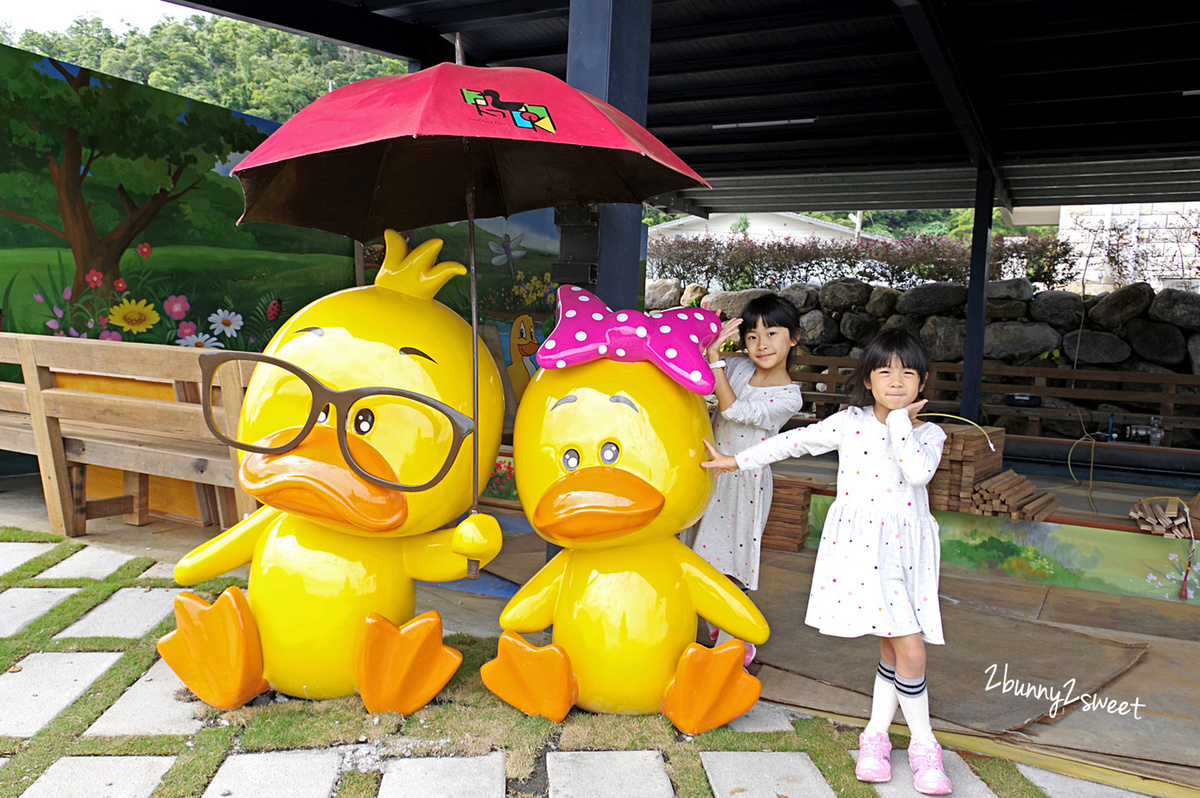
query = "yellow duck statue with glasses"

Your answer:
(157, 229), (504, 713)
(481, 286), (769, 734)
